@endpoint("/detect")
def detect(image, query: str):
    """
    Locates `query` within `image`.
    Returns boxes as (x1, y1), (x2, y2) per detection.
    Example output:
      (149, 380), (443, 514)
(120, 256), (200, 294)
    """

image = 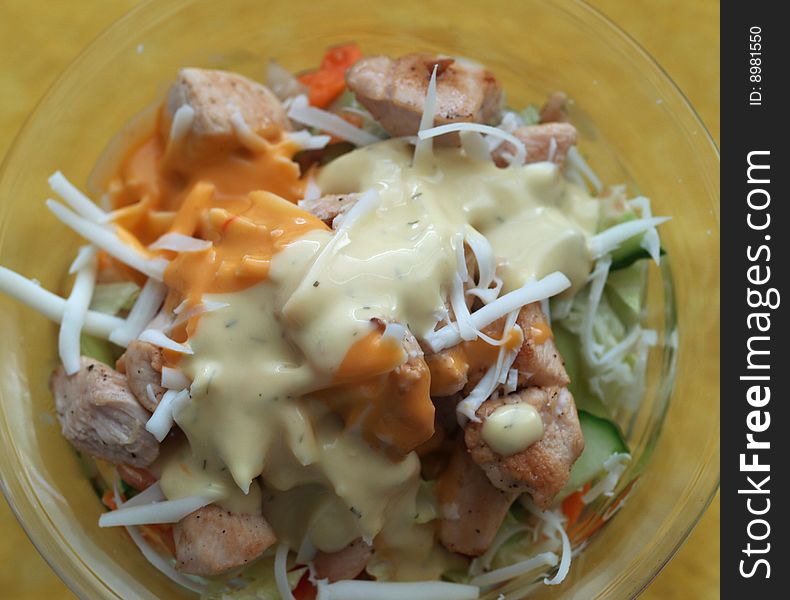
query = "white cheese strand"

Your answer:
(48, 171), (108, 224)
(629, 196), (662, 264)
(167, 104), (195, 148)
(413, 64), (439, 168)
(68, 244), (96, 274)
(286, 130), (332, 150)
(99, 492), (221, 527)
(588, 216), (670, 259)
(161, 366), (190, 391)
(109, 278), (167, 347)
(468, 552), (558, 588)
(118, 482), (166, 508)
(145, 389), (189, 442)
(0, 266), (124, 339)
(275, 543), (297, 600)
(59, 246), (98, 374)
(580, 256), (612, 368)
(138, 329), (194, 354)
(460, 130), (493, 162)
(582, 452), (631, 504)
(288, 95), (380, 146)
(46, 200), (168, 280)
(418, 122), (526, 166)
(566, 146), (602, 193)
(426, 272), (570, 352)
